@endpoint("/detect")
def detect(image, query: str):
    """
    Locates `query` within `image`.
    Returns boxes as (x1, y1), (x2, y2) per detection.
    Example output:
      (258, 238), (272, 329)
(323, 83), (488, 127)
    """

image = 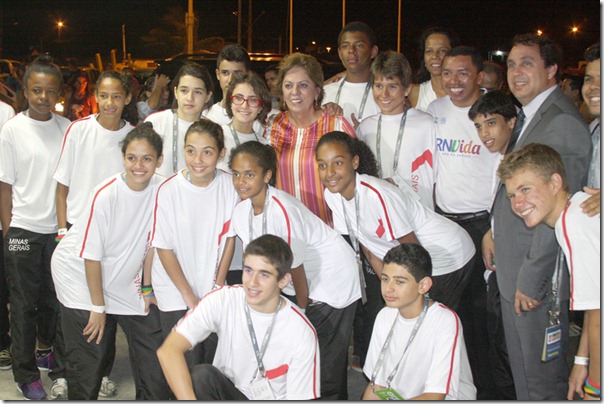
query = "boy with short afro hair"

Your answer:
(498, 143), (600, 400)
(157, 234), (320, 400)
(362, 243), (476, 400)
